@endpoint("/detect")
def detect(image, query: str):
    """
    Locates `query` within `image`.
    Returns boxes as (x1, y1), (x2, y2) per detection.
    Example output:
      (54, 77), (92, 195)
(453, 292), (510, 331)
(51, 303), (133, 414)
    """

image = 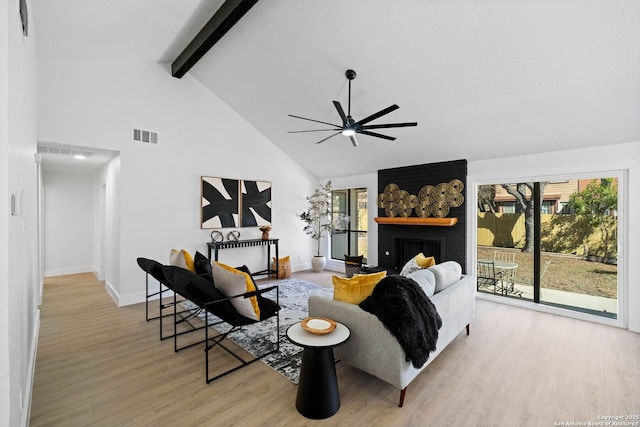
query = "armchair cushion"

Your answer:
(162, 265), (249, 325)
(212, 262), (260, 320)
(170, 249), (195, 272)
(193, 251), (213, 281)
